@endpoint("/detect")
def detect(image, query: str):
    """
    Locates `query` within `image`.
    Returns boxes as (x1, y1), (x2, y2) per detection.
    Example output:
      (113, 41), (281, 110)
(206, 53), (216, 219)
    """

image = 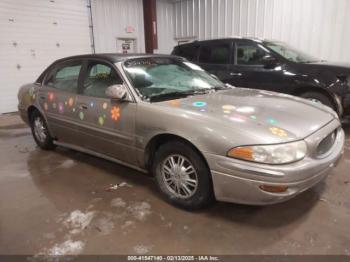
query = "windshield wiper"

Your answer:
(149, 89), (208, 102)
(210, 85), (231, 91)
